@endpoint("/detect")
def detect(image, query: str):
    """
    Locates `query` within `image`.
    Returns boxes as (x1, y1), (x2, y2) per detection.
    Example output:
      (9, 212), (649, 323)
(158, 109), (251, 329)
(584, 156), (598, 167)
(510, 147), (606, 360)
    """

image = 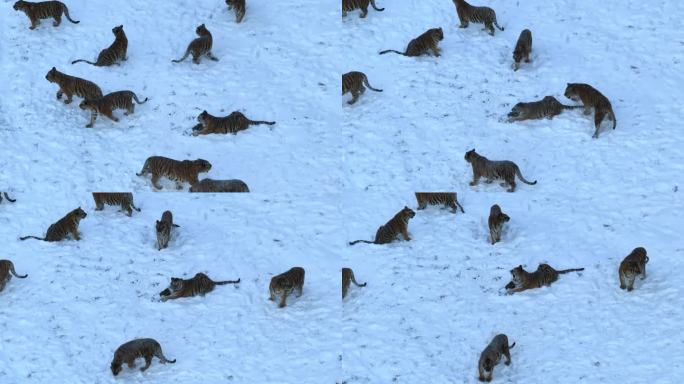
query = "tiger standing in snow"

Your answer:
(13, 0), (79, 30)
(269, 267), (305, 308)
(619, 247), (648, 292)
(155, 210), (179, 250)
(342, 0), (384, 18)
(110, 338), (175, 376)
(452, 0), (504, 35)
(464, 149), (537, 192)
(379, 28), (444, 57)
(512, 29), (532, 70)
(92, 192), (140, 216)
(415, 192), (464, 213)
(342, 267), (366, 299)
(564, 83), (617, 138)
(45, 67), (103, 105)
(79, 90), (148, 128)
(72, 25), (128, 66)
(342, 71), (383, 105)
(0, 260), (28, 293)
(478, 334), (515, 382)
(172, 24), (218, 64)
(136, 156), (212, 190)
(487, 204), (509, 245)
